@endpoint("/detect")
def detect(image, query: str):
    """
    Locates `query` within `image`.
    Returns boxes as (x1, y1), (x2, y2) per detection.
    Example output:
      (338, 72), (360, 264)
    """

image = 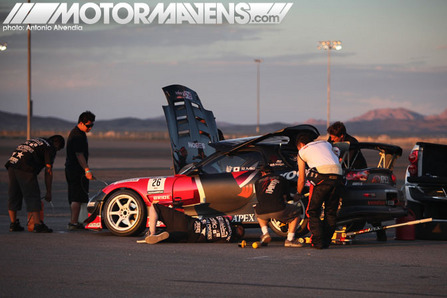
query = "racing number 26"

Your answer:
(147, 177), (166, 194)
